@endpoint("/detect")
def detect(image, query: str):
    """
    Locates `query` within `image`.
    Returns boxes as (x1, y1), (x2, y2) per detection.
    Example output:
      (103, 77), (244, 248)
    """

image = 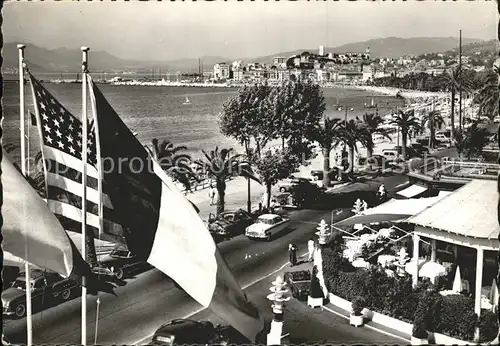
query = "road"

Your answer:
(3, 174), (407, 345)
